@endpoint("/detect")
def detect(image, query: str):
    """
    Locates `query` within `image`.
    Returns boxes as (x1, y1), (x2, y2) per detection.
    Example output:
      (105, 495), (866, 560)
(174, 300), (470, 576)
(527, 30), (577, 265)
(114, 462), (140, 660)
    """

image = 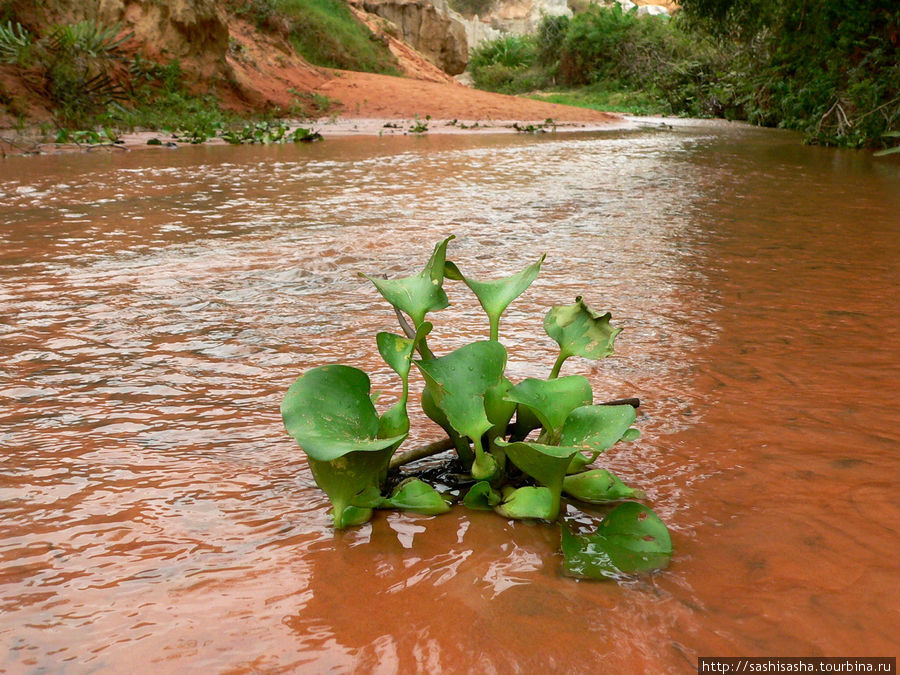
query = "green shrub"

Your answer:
(0, 19), (31, 65)
(677, 0), (900, 148)
(469, 34), (537, 70)
(469, 35), (554, 94)
(0, 19), (131, 126)
(535, 14), (569, 68)
(472, 63), (552, 94)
